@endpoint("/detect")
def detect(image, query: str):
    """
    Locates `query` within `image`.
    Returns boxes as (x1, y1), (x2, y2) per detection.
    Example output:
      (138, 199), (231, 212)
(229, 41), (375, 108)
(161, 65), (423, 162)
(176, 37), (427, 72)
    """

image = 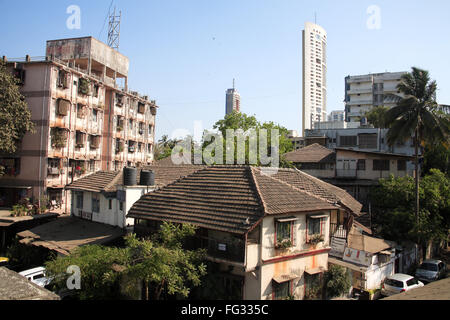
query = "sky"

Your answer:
(1, 0), (449, 141)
